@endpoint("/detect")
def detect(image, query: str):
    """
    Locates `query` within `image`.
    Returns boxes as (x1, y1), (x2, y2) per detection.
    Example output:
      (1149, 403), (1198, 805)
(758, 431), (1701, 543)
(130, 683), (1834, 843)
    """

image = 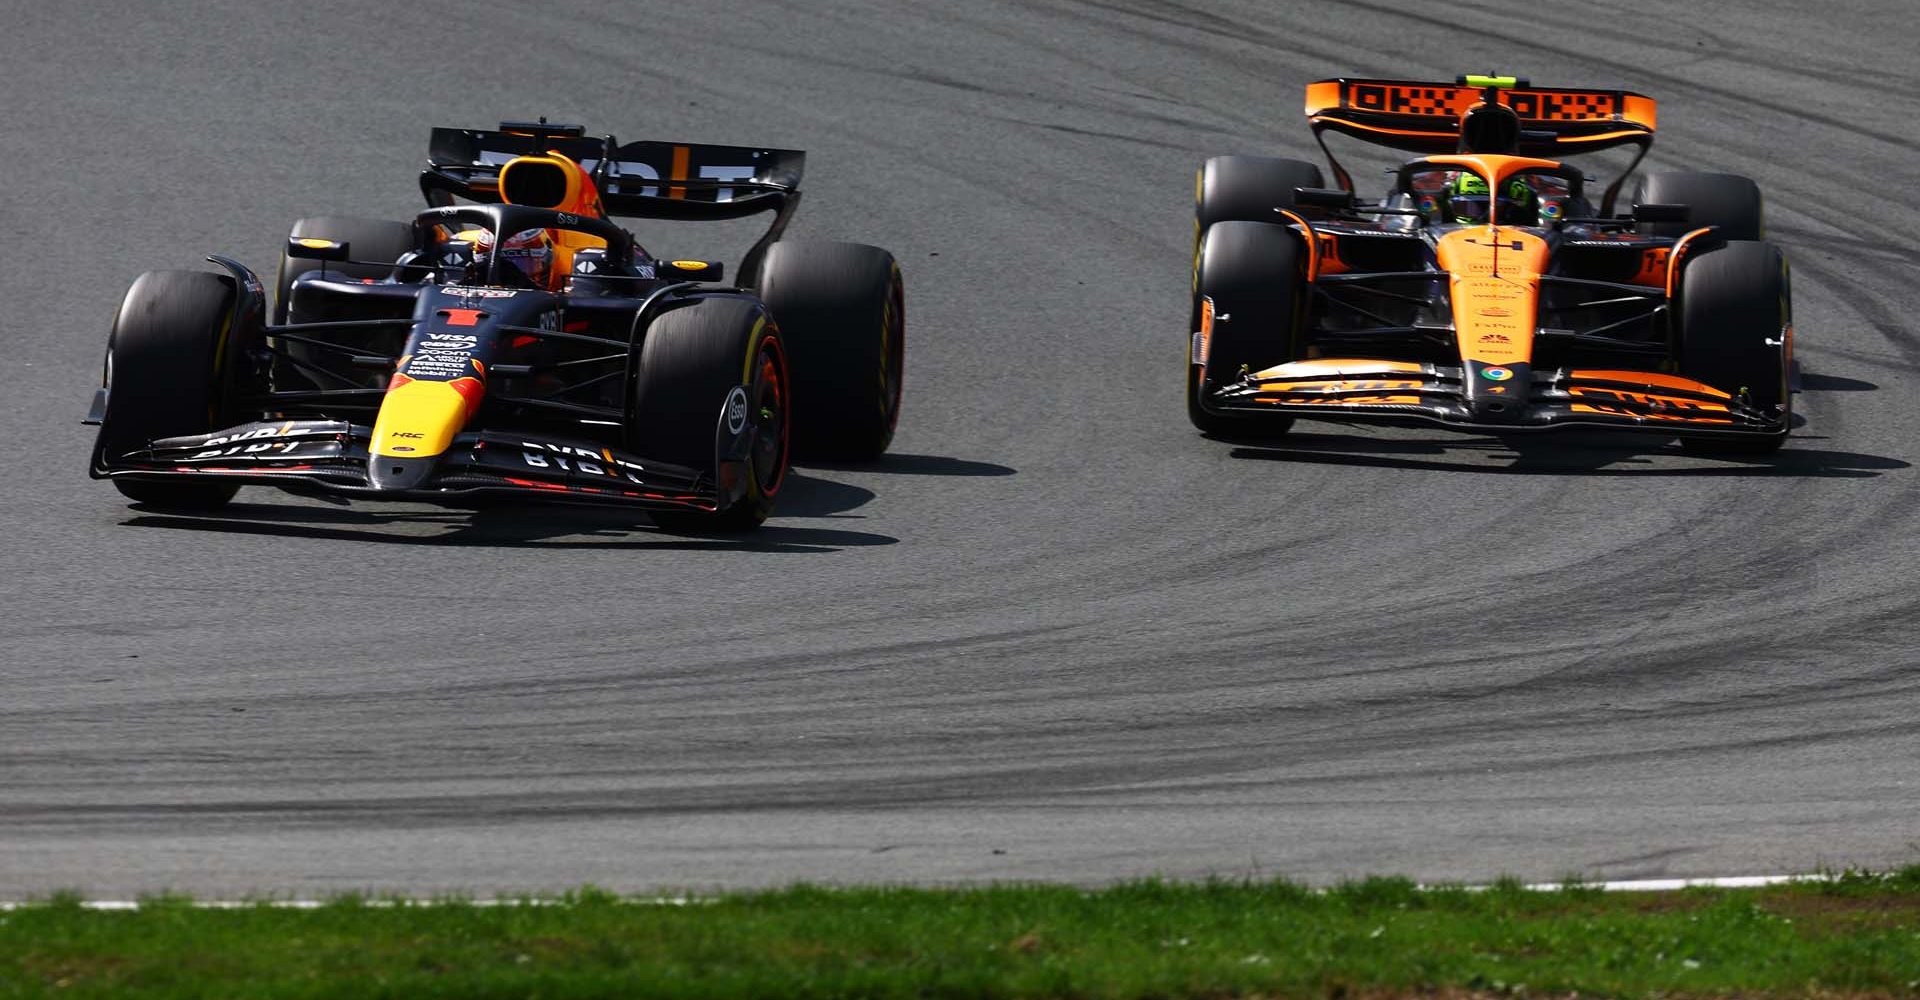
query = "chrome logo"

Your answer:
(1483, 366), (1514, 382)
